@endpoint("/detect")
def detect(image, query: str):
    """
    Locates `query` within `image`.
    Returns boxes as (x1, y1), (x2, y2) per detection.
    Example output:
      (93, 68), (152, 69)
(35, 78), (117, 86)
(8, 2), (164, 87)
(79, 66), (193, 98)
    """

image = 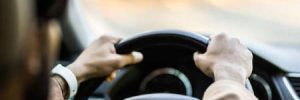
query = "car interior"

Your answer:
(56, 0), (300, 100)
